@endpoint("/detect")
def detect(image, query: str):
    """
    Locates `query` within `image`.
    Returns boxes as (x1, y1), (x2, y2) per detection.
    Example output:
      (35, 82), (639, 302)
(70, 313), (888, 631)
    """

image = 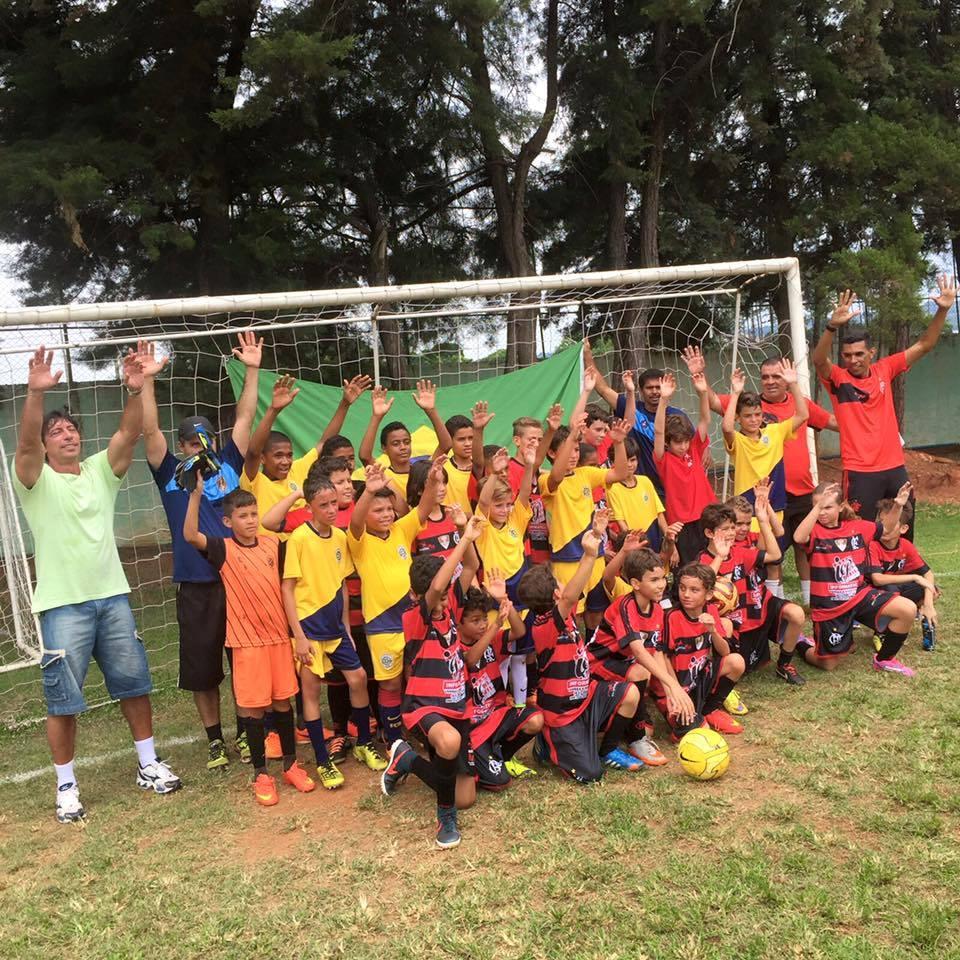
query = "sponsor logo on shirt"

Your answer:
(397, 546), (408, 560)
